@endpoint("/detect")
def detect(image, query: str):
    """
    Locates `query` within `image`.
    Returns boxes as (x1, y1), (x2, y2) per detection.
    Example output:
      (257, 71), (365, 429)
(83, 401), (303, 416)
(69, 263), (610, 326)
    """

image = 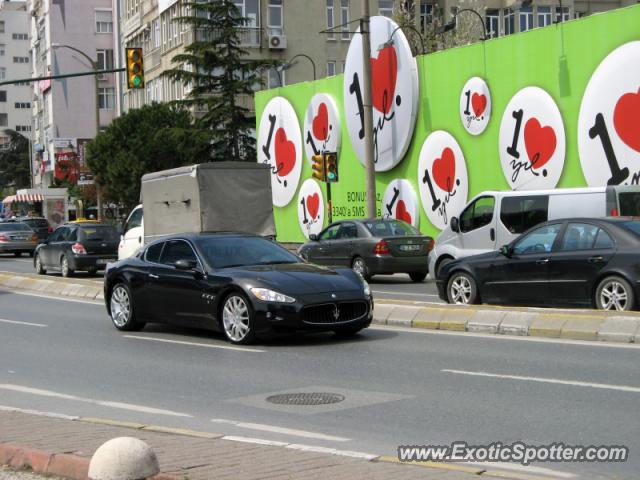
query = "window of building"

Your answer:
(98, 87), (115, 109)
(13, 57), (29, 63)
(0, 68), (5, 80)
(153, 19), (160, 48)
(95, 10), (113, 33)
(0, 44), (4, 56)
(146, 82), (152, 104)
(0, 91), (5, 102)
(267, 0), (283, 35)
(14, 102), (31, 109)
(0, 115), (7, 127)
(537, 6), (552, 27)
(0, 22), (4, 33)
(156, 78), (162, 102)
(233, 0), (260, 27)
(379, 0), (394, 17)
(486, 9), (499, 38)
(341, 61), (346, 73)
(519, 6), (533, 31)
(326, 0), (335, 39)
(341, 0), (350, 40)
(419, 3), (433, 31)
(503, 8), (515, 35)
(555, 6), (570, 22)
(327, 61), (336, 77)
(15, 125), (31, 132)
(12, 33), (28, 40)
(267, 67), (283, 88)
(574, 11), (586, 19)
(96, 49), (114, 80)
